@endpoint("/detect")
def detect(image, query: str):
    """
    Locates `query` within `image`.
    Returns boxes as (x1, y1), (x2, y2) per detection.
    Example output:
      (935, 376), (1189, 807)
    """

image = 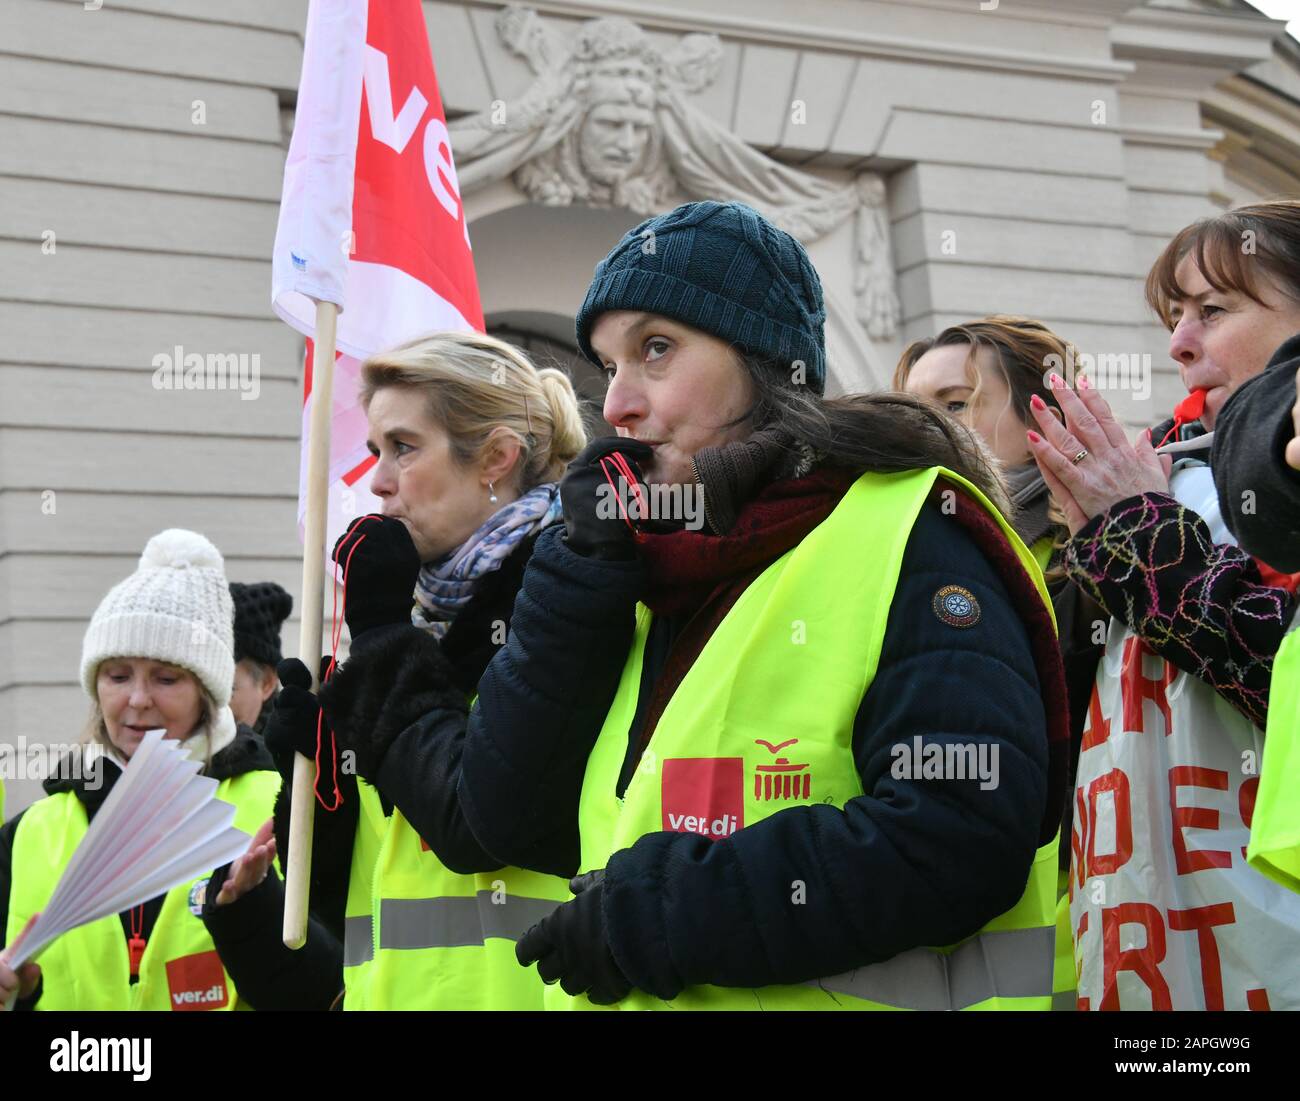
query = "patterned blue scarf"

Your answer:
(412, 483), (561, 639)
